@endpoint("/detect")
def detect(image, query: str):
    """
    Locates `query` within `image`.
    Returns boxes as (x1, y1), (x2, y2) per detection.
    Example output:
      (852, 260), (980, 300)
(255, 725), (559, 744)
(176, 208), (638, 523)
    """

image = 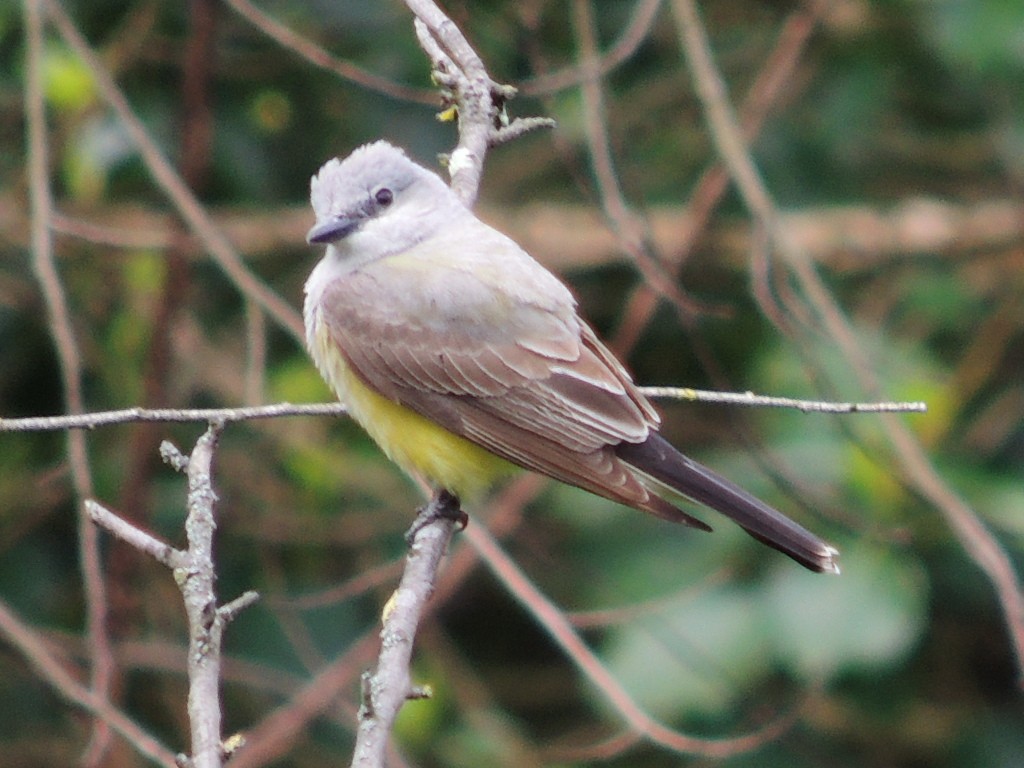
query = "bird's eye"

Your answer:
(374, 188), (393, 207)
